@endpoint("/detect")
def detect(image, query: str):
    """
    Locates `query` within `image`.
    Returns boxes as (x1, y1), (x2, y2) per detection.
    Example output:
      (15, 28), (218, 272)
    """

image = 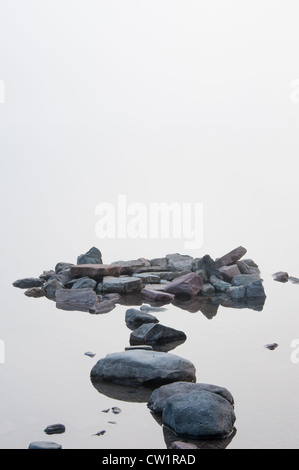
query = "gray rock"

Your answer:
(273, 271), (289, 283)
(39, 270), (56, 280)
(162, 390), (236, 438)
(166, 254), (194, 272)
(77, 247), (103, 265)
(200, 283), (215, 296)
(148, 382), (234, 414)
(55, 262), (74, 274)
(141, 287), (175, 302)
(90, 349), (196, 385)
(111, 259), (150, 275)
(102, 276), (142, 294)
(24, 287), (46, 298)
(192, 255), (221, 279)
(125, 345), (153, 351)
(44, 424), (65, 435)
(55, 288), (99, 311)
(246, 280), (266, 298)
(215, 246), (247, 268)
(229, 286), (246, 299)
(89, 299), (116, 315)
(13, 278), (44, 289)
(70, 264), (122, 281)
(134, 273), (161, 284)
(50, 269), (73, 287)
(289, 276), (299, 284)
(209, 275), (231, 292)
(149, 258), (169, 270)
(43, 279), (64, 300)
(232, 275), (260, 286)
(242, 259), (259, 268)
(125, 308), (159, 326)
(130, 323), (186, 346)
(69, 277), (97, 290)
(28, 441), (62, 450)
